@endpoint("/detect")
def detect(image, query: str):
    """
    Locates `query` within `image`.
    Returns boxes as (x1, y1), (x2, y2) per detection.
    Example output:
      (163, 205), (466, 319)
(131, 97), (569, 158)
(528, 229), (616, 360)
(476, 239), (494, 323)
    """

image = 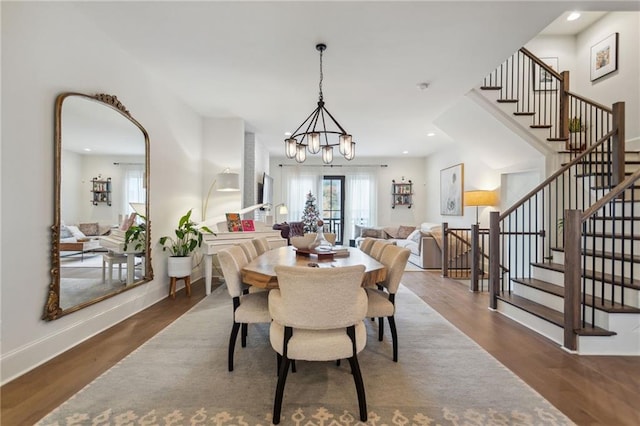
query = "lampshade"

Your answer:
(216, 171), (240, 191)
(277, 204), (288, 215)
(464, 190), (498, 207)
